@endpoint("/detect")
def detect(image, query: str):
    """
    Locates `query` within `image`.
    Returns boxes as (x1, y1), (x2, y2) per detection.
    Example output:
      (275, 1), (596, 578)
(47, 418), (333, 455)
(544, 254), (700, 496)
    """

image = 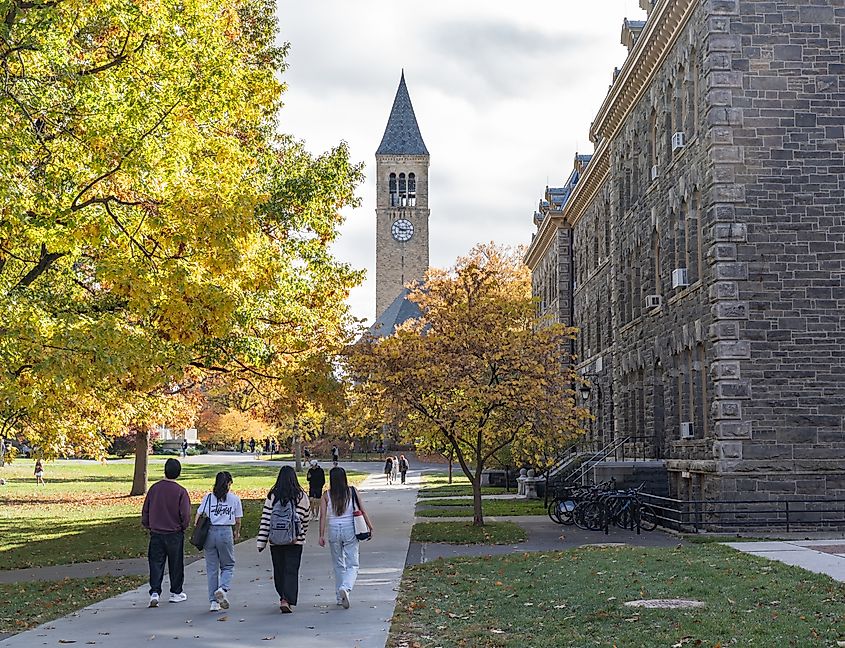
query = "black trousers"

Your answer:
(400, 470), (407, 484)
(270, 544), (303, 605)
(148, 531), (185, 595)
